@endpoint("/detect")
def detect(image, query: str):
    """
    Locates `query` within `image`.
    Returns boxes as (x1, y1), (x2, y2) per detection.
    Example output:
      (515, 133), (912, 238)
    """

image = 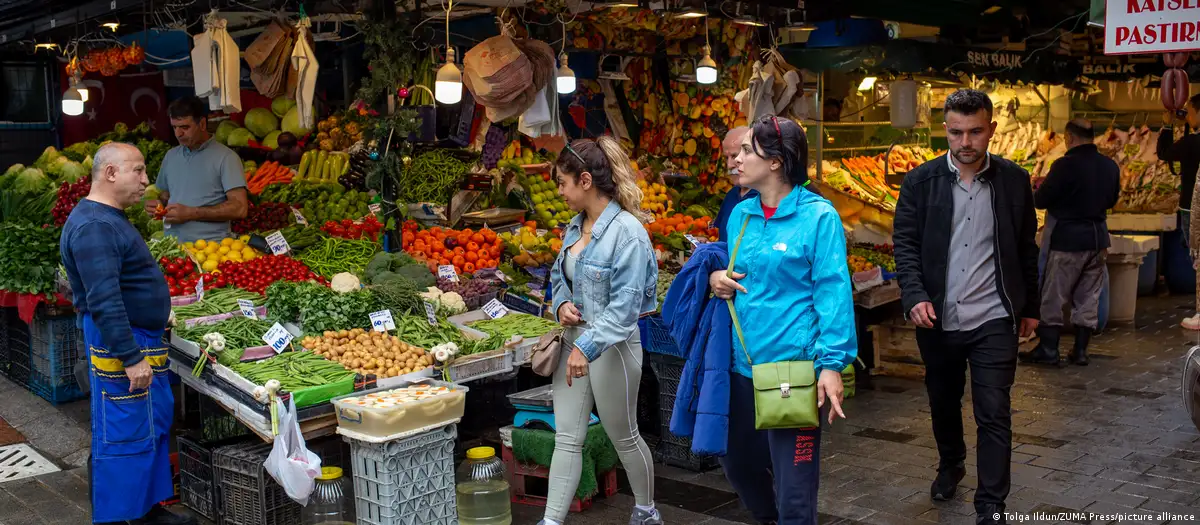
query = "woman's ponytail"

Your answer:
(595, 136), (647, 221)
